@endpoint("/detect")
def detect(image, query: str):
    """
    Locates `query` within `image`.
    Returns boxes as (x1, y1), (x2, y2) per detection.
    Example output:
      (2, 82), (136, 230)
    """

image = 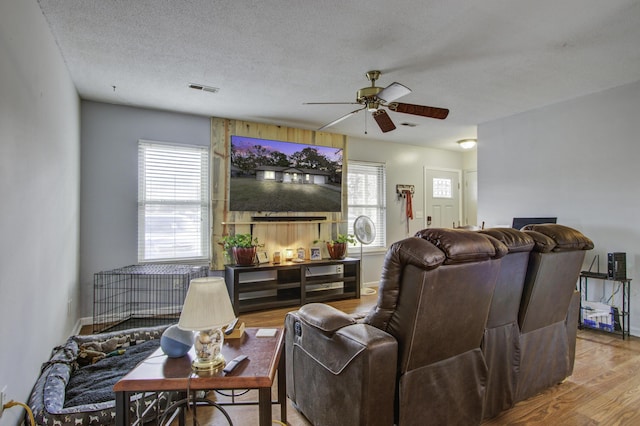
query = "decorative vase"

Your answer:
(233, 246), (257, 266)
(326, 242), (347, 260)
